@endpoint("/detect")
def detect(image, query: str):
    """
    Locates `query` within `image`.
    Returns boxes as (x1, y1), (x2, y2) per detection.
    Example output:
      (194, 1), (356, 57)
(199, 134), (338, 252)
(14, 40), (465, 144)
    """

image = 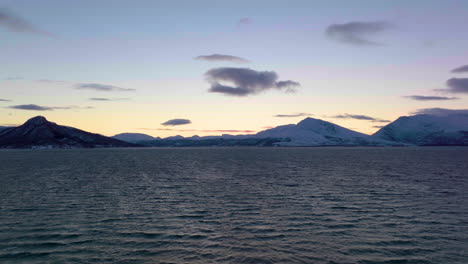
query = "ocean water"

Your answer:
(0, 147), (467, 264)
